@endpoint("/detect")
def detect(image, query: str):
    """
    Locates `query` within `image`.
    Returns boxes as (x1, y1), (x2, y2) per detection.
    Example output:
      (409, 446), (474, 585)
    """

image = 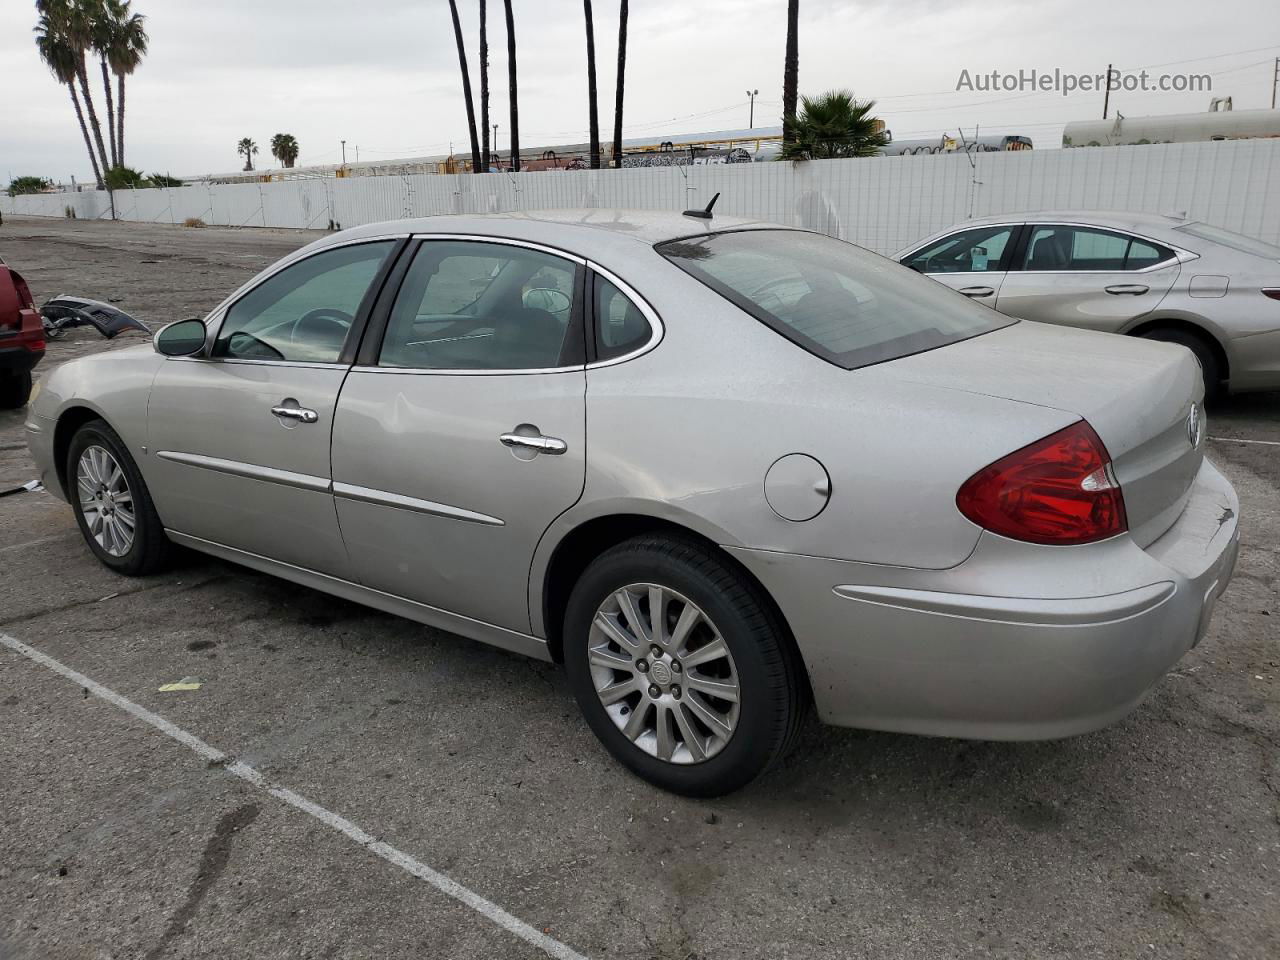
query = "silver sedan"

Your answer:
(25, 210), (1240, 795)
(896, 211), (1280, 396)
